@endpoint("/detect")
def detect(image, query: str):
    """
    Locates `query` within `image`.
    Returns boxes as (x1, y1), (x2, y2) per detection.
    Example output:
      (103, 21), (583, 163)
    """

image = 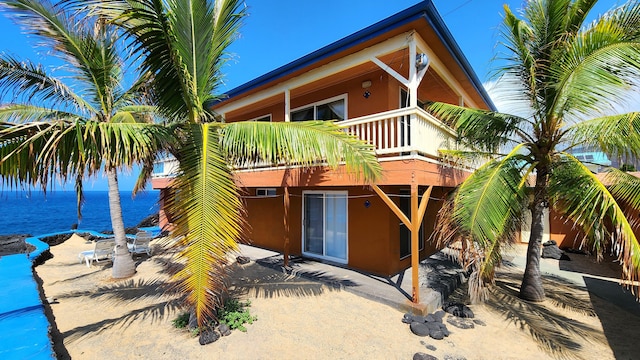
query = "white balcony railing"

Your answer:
(151, 107), (457, 178)
(339, 107), (457, 158)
